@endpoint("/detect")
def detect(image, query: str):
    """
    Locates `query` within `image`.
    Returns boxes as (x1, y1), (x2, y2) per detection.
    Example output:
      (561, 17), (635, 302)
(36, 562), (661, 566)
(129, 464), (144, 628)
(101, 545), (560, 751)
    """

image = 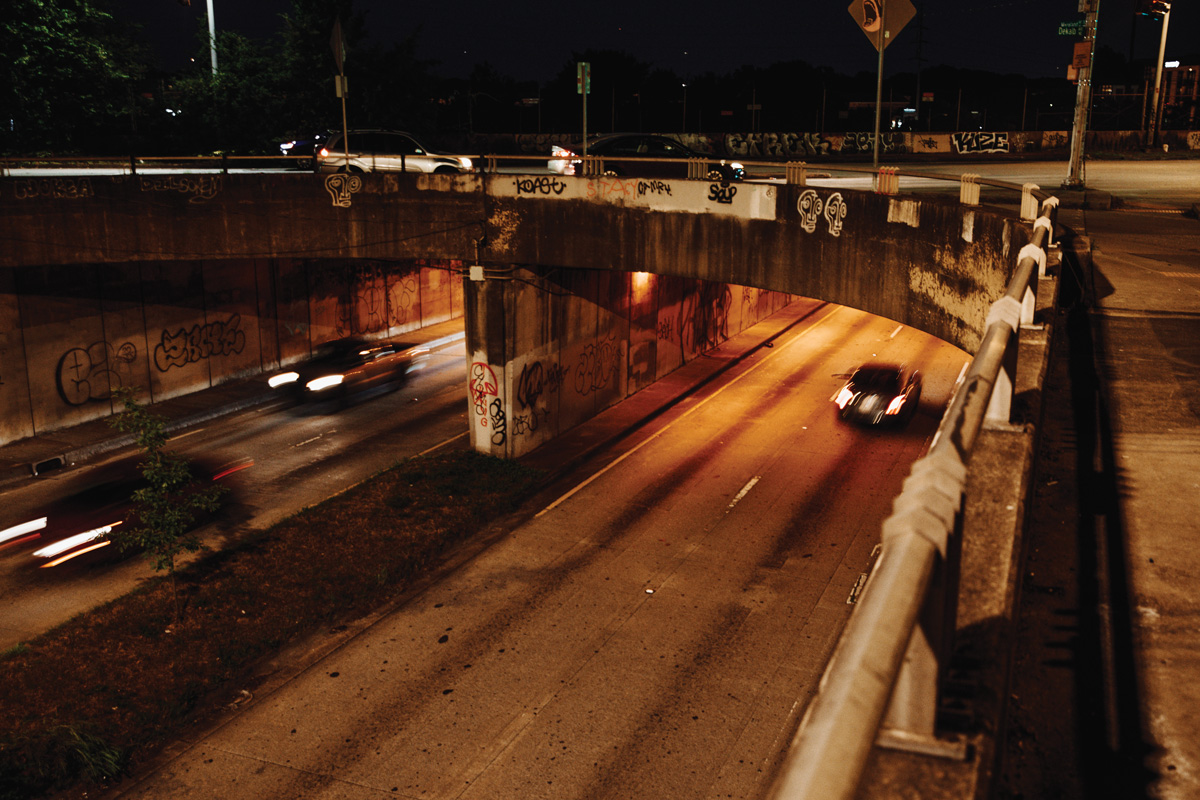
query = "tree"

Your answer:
(107, 389), (225, 621)
(1, 0), (146, 155)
